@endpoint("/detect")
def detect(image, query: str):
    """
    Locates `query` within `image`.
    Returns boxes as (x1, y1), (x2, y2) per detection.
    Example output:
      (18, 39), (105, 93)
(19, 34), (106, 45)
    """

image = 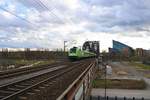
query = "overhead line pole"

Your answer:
(64, 41), (67, 52)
